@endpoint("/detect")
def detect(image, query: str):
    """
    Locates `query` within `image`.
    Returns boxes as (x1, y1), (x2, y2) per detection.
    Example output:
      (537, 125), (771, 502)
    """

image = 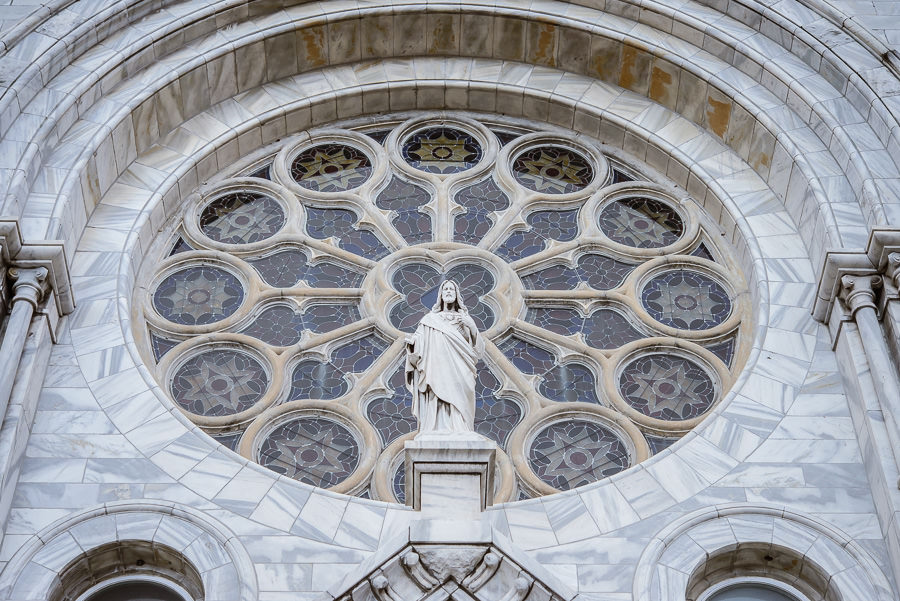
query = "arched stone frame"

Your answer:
(0, 0), (894, 583)
(53, 57), (802, 526)
(0, 500), (257, 601)
(631, 504), (895, 601)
